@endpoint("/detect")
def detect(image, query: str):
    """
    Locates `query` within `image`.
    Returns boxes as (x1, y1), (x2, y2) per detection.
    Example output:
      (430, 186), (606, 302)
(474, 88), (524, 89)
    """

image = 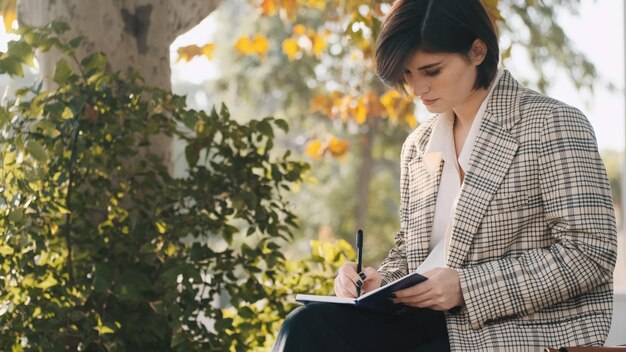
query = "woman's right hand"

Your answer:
(334, 262), (381, 298)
